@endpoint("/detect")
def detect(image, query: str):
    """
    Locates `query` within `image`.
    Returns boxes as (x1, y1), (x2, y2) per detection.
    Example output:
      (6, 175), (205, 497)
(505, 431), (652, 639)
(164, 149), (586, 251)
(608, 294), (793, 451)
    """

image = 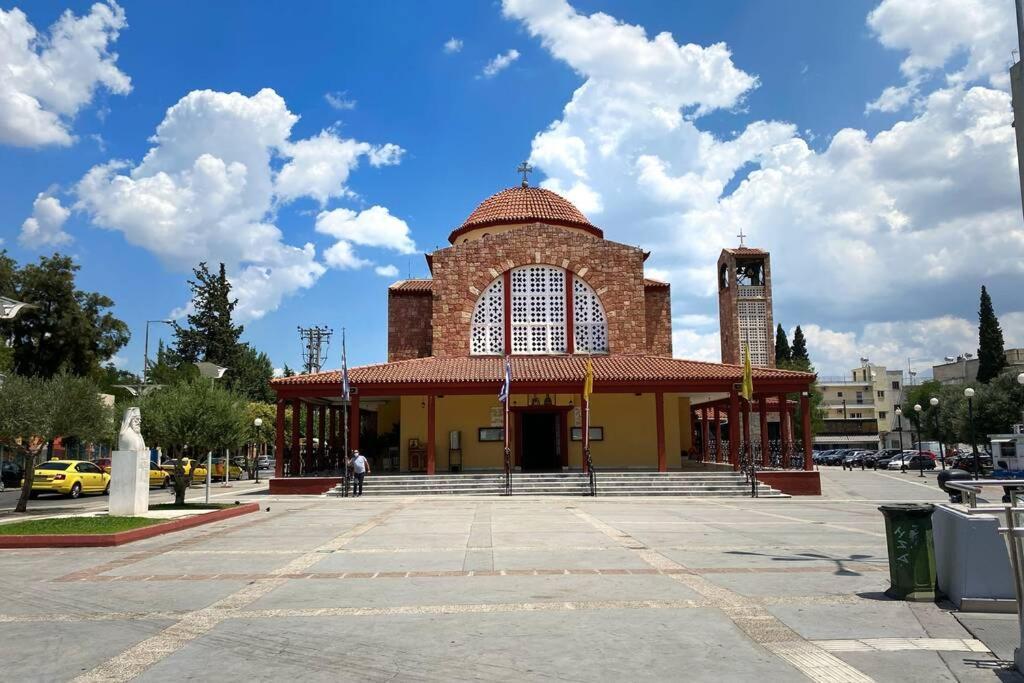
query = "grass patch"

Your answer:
(148, 503), (237, 511)
(0, 516), (163, 536)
